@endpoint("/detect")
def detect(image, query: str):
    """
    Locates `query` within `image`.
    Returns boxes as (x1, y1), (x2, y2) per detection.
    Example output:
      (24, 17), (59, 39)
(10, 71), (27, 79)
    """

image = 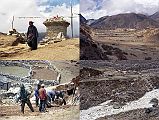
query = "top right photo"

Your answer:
(80, 0), (159, 60)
